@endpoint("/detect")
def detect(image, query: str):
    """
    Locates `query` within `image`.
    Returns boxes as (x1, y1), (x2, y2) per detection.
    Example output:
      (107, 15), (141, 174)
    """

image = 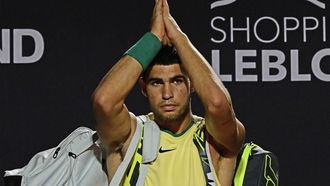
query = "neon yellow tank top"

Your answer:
(144, 117), (221, 186)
